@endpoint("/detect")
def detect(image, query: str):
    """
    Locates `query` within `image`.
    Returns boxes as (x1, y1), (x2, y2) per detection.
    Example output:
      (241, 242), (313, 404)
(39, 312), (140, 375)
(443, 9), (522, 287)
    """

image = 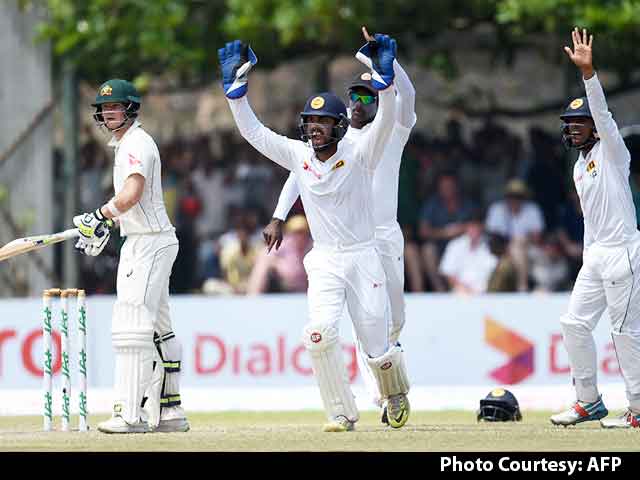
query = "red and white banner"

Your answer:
(0, 293), (623, 390)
